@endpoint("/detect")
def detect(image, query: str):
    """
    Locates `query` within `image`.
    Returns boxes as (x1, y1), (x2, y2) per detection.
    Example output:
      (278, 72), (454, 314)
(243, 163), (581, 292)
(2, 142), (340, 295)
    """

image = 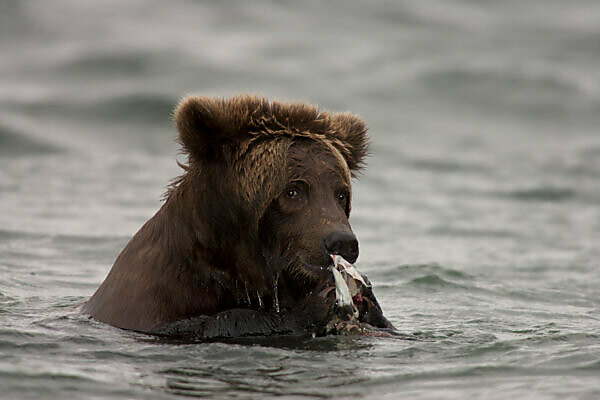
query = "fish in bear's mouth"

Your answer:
(316, 254), (384, 335)
(329, 254), (371, 313)
(296, 254), (371, 313)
